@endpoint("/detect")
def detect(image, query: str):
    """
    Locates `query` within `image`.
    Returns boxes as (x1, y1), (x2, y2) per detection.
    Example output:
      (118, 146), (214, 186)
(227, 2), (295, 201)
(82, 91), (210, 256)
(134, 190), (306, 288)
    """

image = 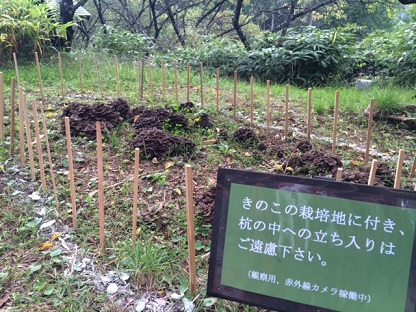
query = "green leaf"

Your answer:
(28, 264), (42, 275)
(50, 249), (62, 257)
(203, 297), (218, 307)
